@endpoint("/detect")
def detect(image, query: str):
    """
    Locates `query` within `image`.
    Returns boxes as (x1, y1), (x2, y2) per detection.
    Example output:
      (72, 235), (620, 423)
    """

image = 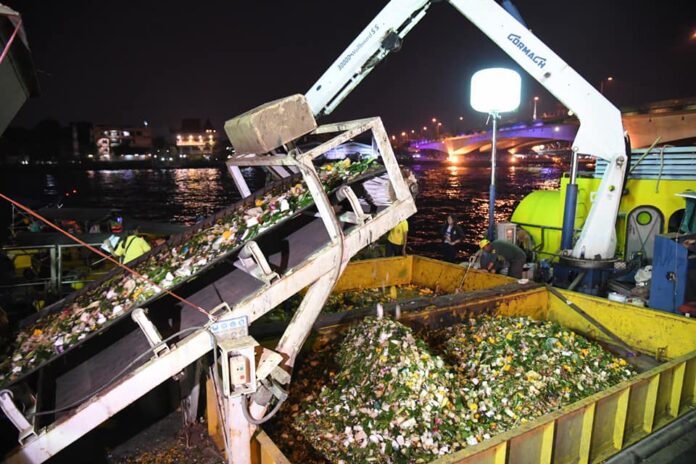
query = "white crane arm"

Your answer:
(447, 0), (627, 259)
(305, 0), (432, 118)
(306, 0), (627, 259)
